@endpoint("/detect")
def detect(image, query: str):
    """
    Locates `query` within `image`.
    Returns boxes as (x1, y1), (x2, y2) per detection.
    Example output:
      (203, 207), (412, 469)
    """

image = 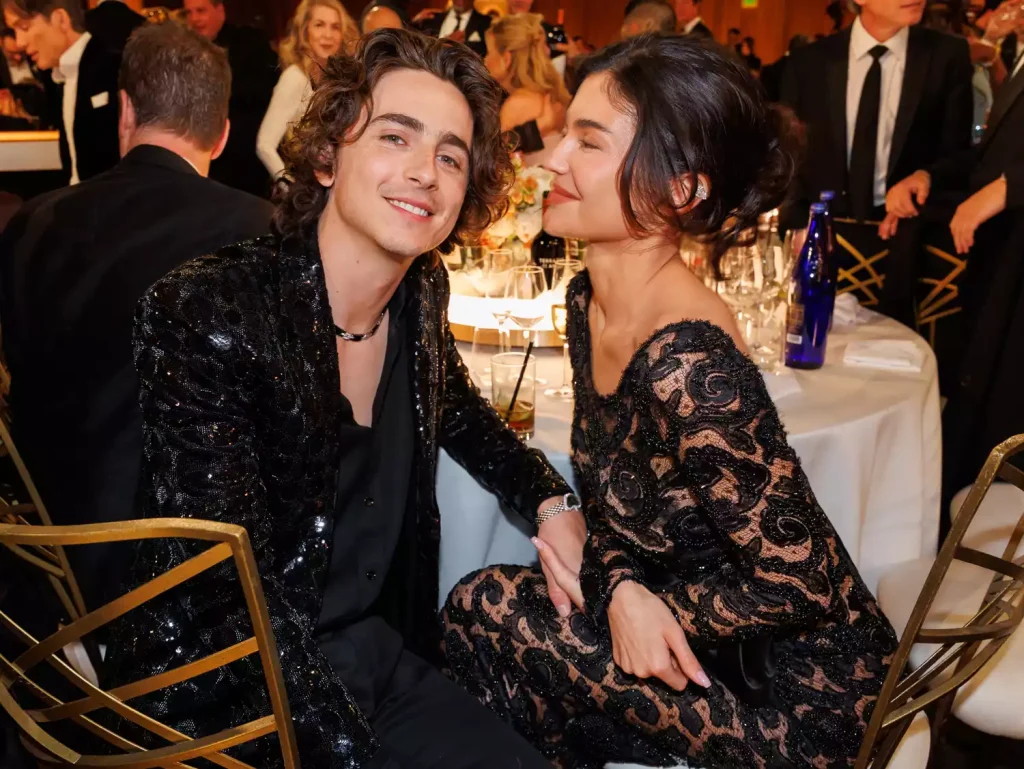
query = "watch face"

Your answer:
(565, 493), (581, 508)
